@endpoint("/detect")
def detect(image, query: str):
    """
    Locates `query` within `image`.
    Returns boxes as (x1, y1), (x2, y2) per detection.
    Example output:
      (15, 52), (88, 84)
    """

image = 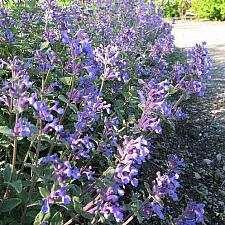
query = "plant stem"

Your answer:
(63, 219), (73, 225)
(79, 167), (112, 197)
(48, 75), (75, 155)
(122, 196), (152, 225)
(22, 74), (45, 219)
(99, 77), (105, 97)
(83, 194), (100, 212)
(173, 93), (185, 109)
(122, 215), (135, 225)
(12, 113), (19, 174)
(19, 134), (36, 176)
(3, 113), (19, 200)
